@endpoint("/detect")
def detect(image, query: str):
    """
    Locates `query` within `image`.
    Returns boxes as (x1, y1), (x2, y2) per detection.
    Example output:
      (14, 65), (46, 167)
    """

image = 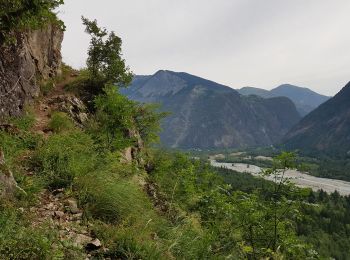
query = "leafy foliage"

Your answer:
(82, 17), (132, 97)
(150, 151), (319, 258)
(297, 190), (350, 259)
(0, 0), (65, 42)
(91, 85), (167, 151)
(48, 112), (74, 133)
